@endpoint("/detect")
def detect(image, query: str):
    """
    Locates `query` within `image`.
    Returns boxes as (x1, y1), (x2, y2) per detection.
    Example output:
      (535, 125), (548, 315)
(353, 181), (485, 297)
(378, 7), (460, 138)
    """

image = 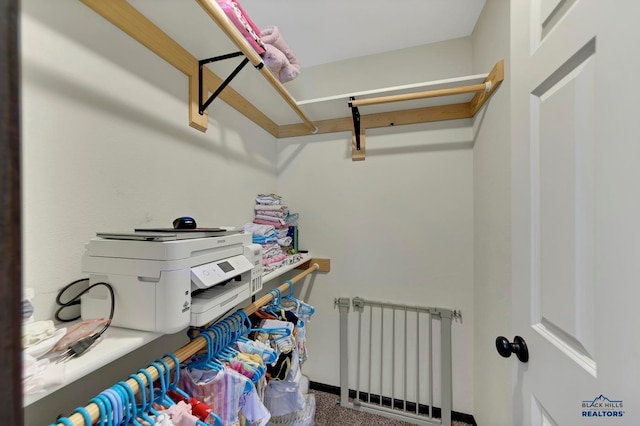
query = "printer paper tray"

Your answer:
(190, 280), (251, 327)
